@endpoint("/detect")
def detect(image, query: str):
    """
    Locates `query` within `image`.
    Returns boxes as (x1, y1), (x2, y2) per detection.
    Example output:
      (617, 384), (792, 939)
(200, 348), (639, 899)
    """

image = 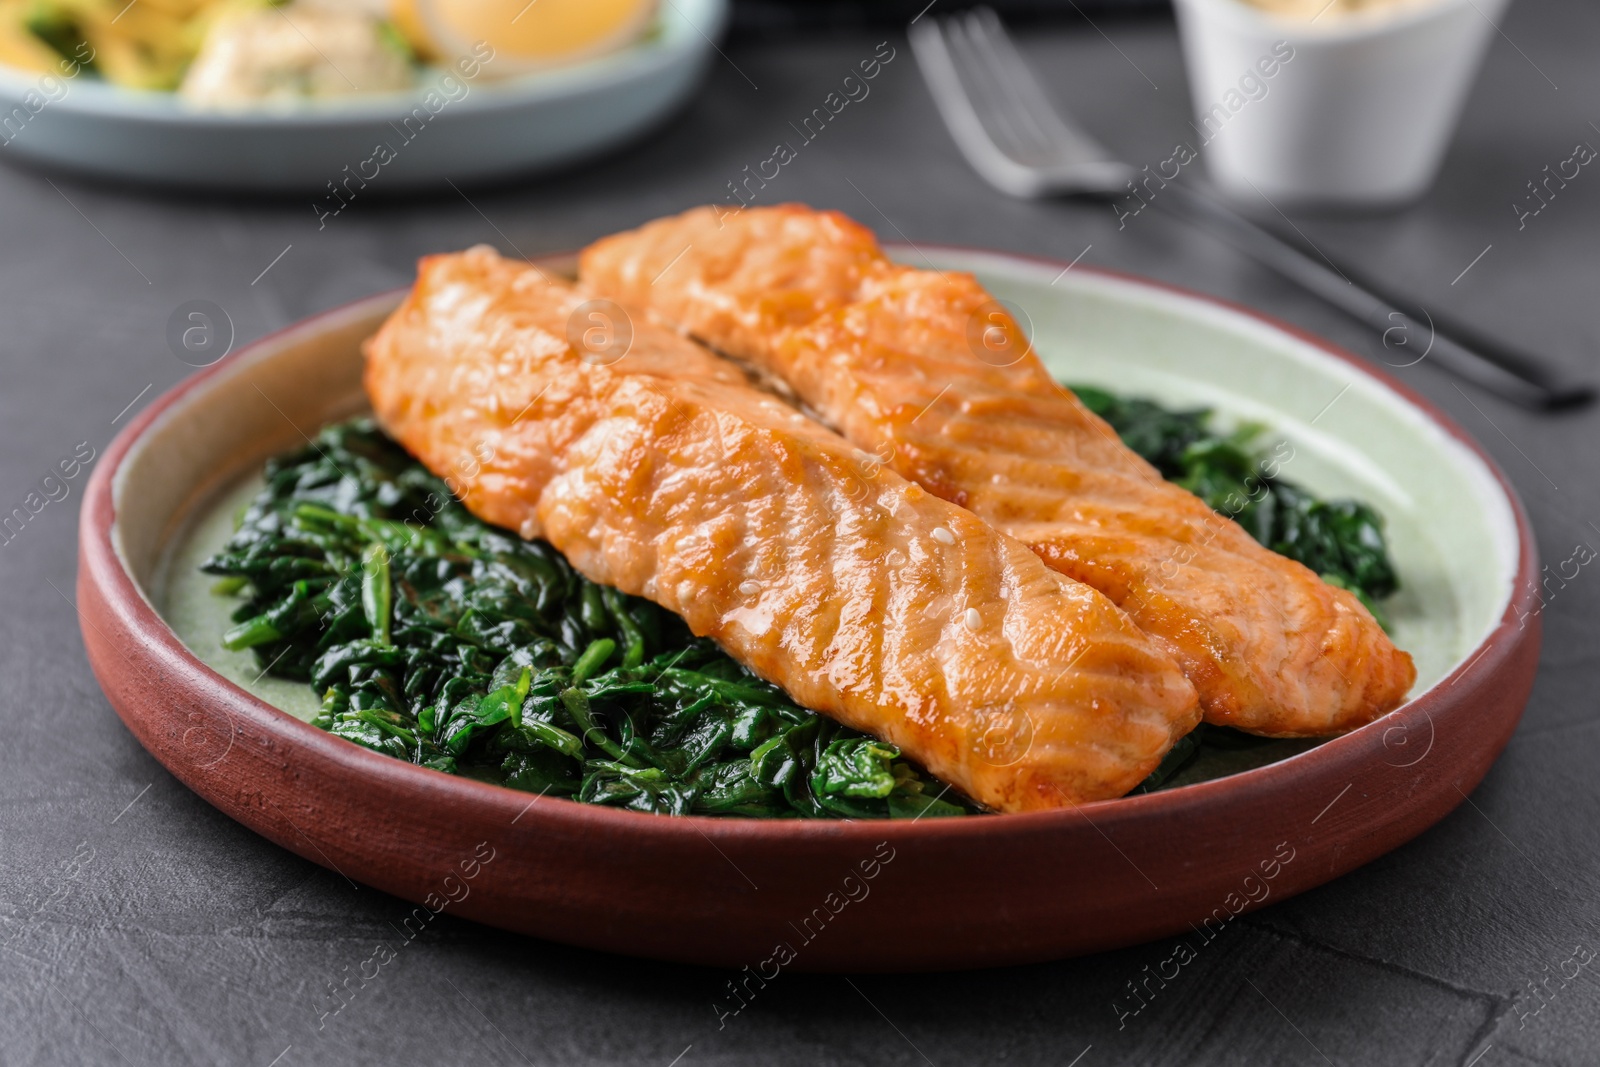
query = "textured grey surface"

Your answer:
(3, 2), (1598, 1064)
